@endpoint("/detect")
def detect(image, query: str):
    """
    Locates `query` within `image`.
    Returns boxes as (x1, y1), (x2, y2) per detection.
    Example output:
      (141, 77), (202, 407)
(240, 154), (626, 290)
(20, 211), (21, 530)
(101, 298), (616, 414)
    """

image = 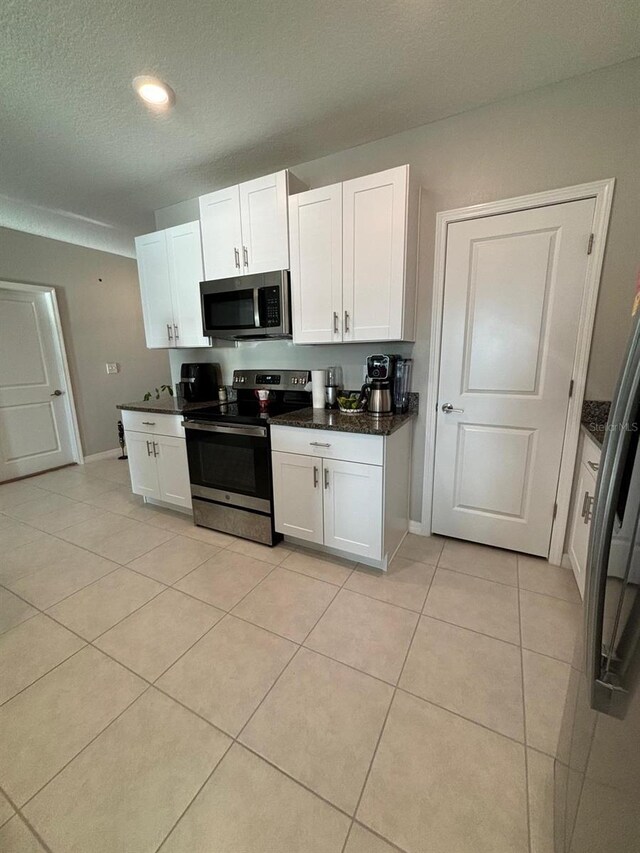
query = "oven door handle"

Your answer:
(182, 420), (267, 438)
